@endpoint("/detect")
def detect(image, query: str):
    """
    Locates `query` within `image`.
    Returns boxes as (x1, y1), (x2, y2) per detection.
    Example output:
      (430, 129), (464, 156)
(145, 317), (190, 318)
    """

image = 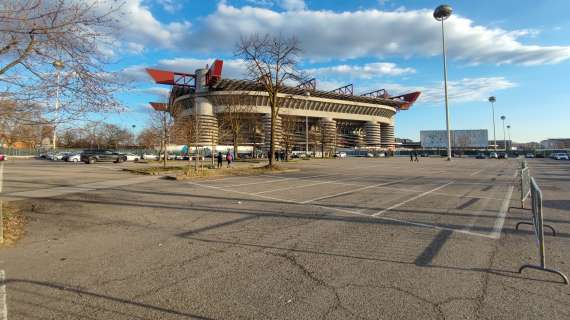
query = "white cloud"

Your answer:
(307, 62), (415, 79)
(156, 0), (184, 14)
(281, 0), (306, 11)
(376, 77), (516, 104)
(166, 3), (570, 66)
